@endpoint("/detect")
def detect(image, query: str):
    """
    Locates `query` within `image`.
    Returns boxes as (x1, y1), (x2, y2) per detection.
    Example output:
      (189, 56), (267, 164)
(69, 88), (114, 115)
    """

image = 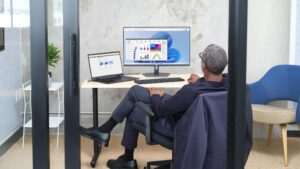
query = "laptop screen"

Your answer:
(88, 52), (123, 78)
